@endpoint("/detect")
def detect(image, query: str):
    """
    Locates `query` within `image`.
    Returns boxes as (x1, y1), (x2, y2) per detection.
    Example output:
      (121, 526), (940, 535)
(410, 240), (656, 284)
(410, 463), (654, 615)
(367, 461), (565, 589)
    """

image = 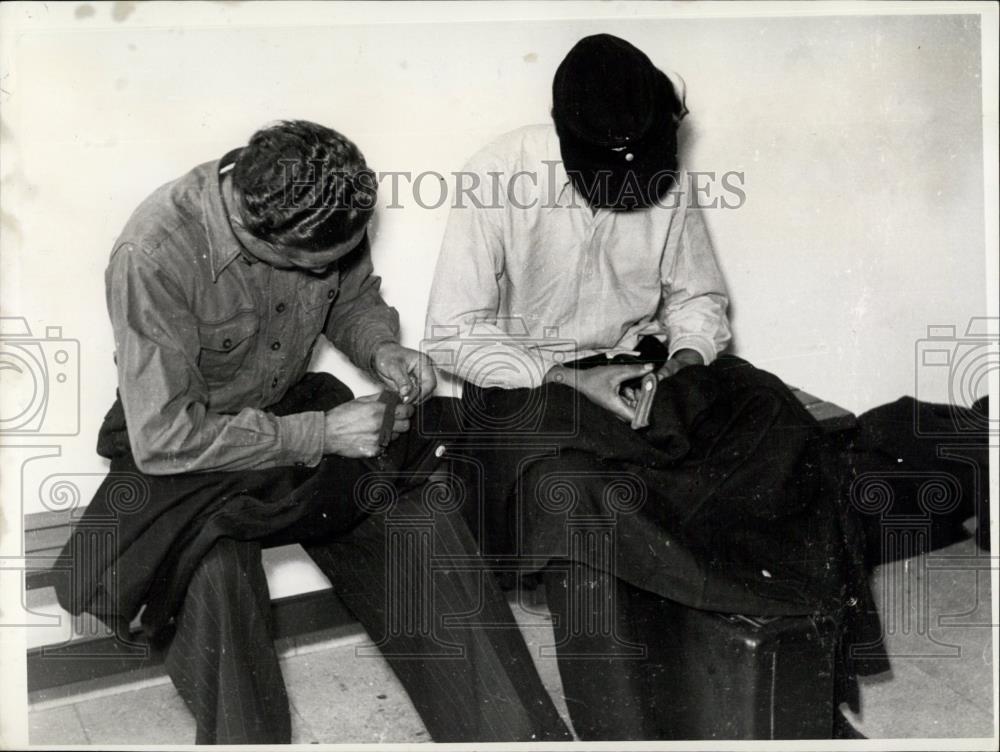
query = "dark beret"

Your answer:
(552, 34), (684, 210)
